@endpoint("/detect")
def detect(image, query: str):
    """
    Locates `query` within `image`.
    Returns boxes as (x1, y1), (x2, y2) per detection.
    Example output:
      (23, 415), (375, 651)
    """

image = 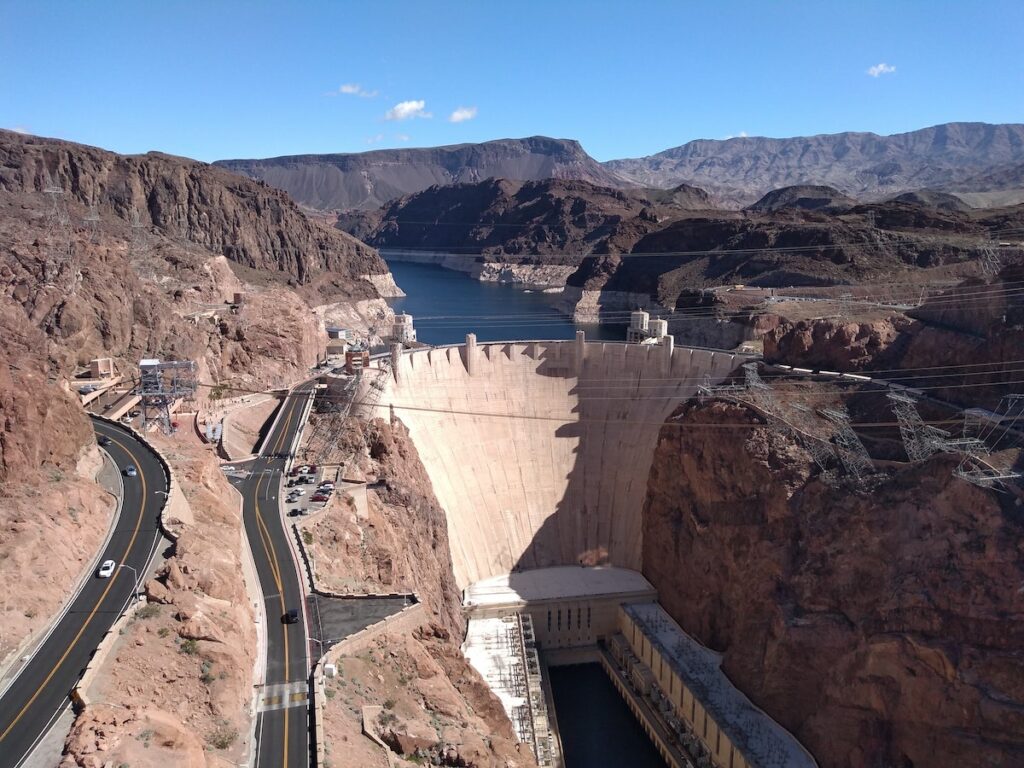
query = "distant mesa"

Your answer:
(888, 189), (972, 213)
(745, 185), (857, 214)
(214, 136), (630, 212)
